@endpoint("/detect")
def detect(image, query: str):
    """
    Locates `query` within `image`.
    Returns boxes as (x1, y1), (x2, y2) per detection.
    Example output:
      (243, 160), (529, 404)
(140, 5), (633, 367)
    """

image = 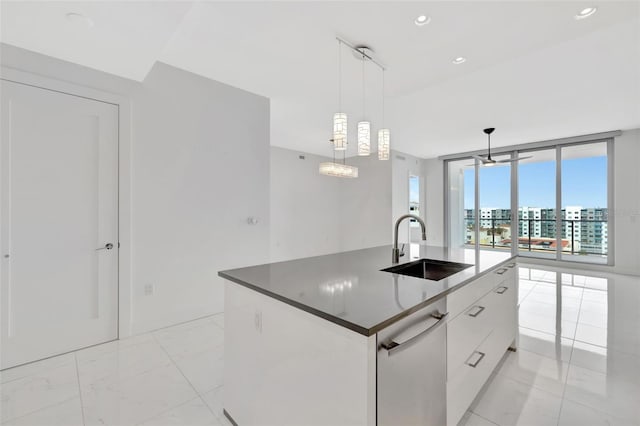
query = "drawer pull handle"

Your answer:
(467, 305), (485, 318)
(495, 268), (507, 275)
(506, 263), (516, 268)
(380, 311), (449, 356)
(495, 286), (509, 294)
(466, 351), (486, 368)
